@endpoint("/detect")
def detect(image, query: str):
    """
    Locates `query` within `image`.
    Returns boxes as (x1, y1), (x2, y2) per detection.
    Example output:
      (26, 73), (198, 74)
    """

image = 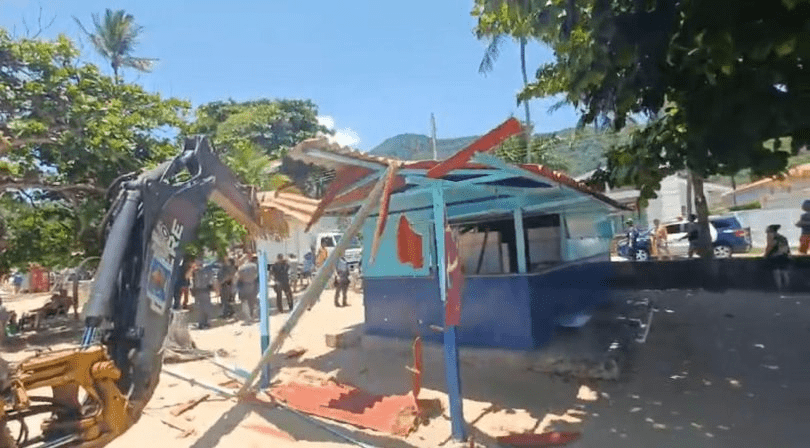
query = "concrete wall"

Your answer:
(732, 208), (803, 248)
(725, 178), (810, 209)
(644, 175), (731, 226)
